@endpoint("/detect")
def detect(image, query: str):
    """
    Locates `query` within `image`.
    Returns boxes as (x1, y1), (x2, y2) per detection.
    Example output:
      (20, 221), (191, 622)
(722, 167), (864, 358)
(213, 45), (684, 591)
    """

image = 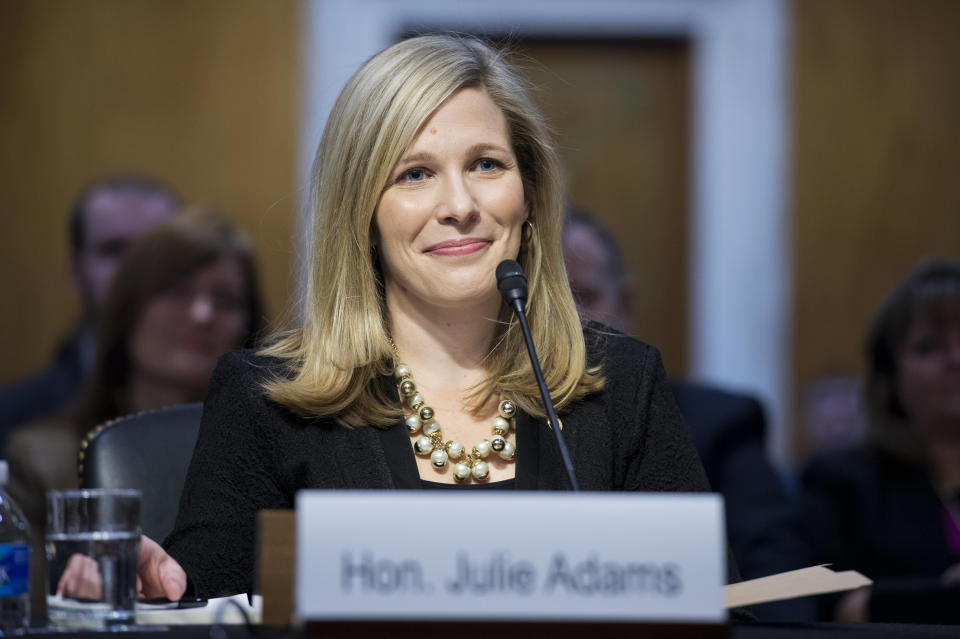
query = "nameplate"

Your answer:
(295, 491), (725, 622)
